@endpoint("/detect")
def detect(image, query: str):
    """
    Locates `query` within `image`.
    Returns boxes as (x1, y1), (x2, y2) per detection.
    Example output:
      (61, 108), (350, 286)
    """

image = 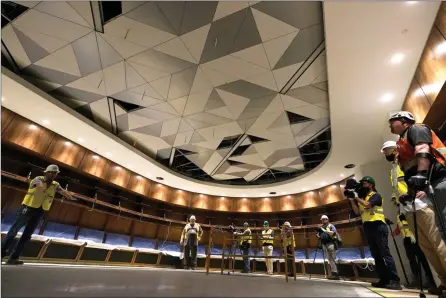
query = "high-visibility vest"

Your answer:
(283, 231), (295, 247)
(183, 223), (201, 241)
(390, 162), (408, 203)
(22, 176), (59, 211)
(397, 124), (446, 172)
(321, 223), (338, 240)
(262, 229), (274, 245)
(239, 229), (252, 245)
(359, 191), (385, 224)
(397, 215), (414, 239)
